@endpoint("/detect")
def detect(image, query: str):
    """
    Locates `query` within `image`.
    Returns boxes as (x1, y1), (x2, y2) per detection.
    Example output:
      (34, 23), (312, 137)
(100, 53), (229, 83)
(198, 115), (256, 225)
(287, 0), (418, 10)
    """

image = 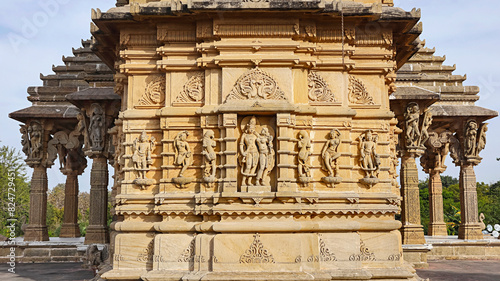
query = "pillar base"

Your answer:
(60, 223), (81, 238)
(85, 225), (109, 244)
(428, 222), (448, 237)
(458, 223), (483, 240)
(401, 224), (426, 245)
(23, 225), (49, 241)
